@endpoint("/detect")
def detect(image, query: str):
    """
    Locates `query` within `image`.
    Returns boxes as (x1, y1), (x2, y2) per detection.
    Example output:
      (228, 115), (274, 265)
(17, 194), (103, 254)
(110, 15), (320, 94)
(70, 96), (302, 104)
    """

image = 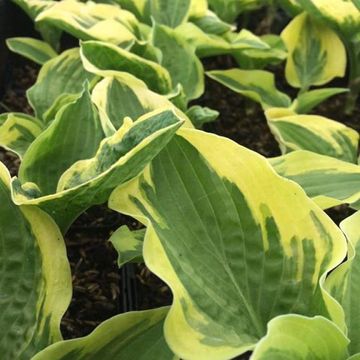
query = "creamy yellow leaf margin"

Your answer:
(281, 12), (346, 88)
(0, 113), (44, 158)
(91, 74), (193, 130)
(36, 0), (138, 45)
(0, 162), (71, 359)
(109, 128), (347, 360)
(250, 315), (349, 360)
(326, 211), (360, 355)
(32, 308), (177, 360)
(270, 150), (360, 210)
(265, 112), (359, 163)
